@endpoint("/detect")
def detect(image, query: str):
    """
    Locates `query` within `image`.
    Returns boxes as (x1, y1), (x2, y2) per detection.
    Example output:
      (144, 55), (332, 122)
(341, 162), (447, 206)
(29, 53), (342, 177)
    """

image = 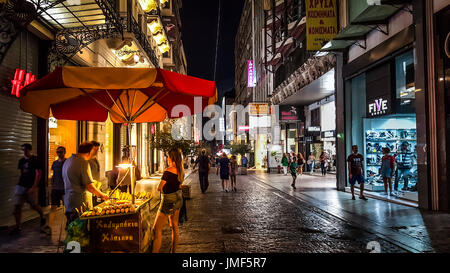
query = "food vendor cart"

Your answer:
(81, 198), (152, 253)
(19, 66), (217, 252)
